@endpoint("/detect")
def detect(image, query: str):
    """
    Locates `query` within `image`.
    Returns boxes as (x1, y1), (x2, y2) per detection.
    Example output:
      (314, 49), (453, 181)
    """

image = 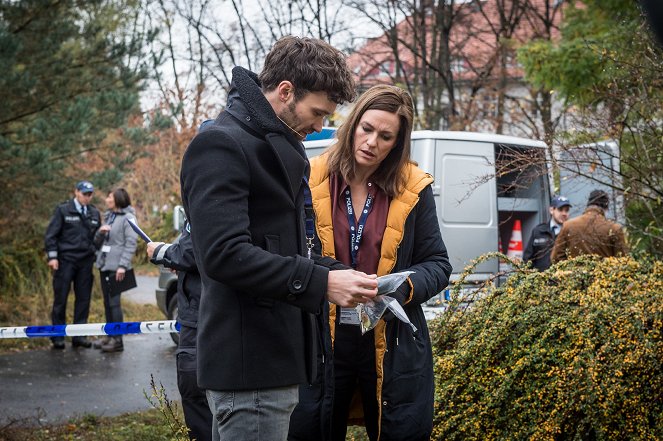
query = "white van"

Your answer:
(304, 130), (551, 313)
